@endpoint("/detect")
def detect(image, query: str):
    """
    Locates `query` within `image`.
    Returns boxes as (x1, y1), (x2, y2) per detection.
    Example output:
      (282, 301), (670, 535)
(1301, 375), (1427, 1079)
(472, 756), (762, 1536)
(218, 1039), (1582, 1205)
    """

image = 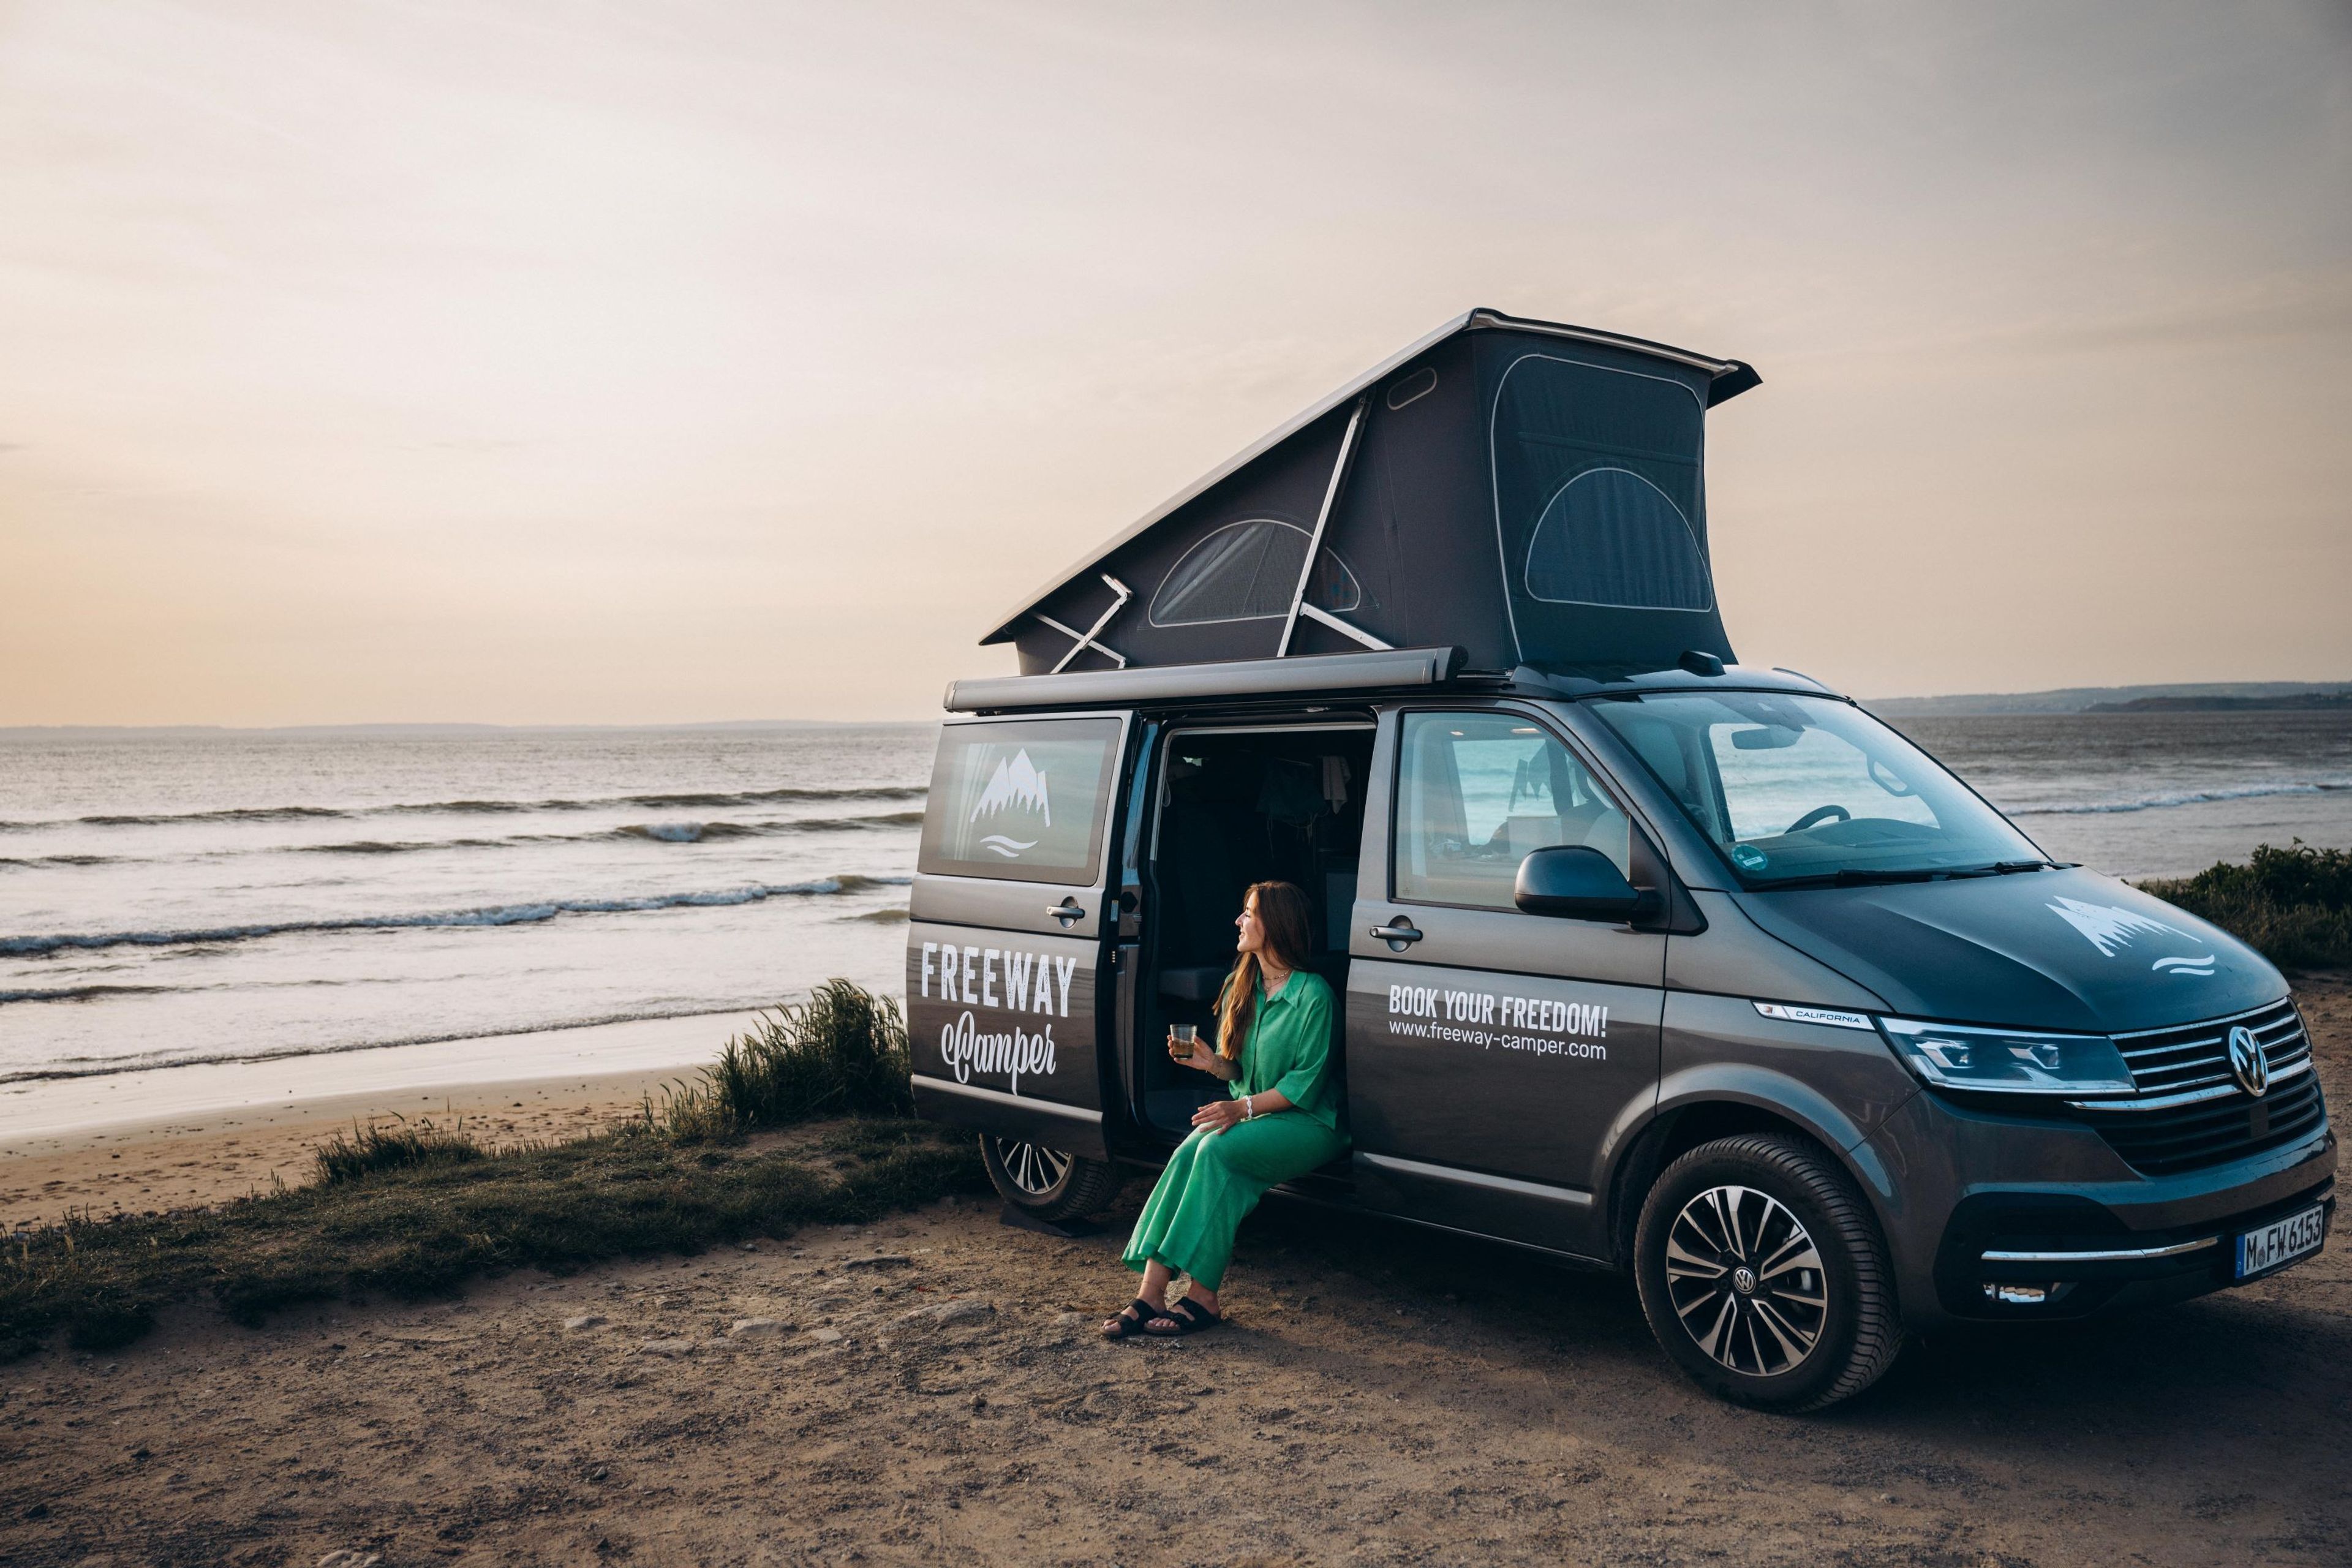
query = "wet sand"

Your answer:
(0, 979), (2344, 1566)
